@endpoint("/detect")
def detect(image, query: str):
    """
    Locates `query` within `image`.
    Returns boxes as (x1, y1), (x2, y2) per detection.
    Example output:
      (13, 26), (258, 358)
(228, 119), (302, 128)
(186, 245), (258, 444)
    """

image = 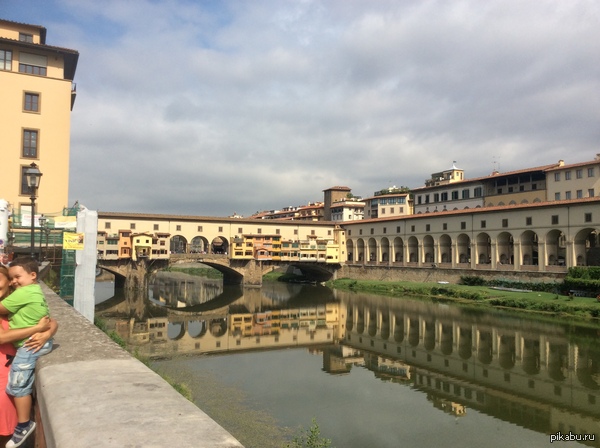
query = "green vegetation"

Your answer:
(328, 274), (600, 320)
(94, 317), (192, 401)
(284, 419), (334, 448)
